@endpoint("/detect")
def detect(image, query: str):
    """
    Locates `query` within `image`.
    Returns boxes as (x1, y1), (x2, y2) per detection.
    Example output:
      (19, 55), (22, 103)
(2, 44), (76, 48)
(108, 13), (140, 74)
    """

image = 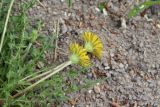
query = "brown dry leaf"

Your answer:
(94, 70), (107, 78)
(68, 98), (78, 106)
(110, 101), (121, 107)
(0, 99), (4, 106)
(91, 70), (97, 79)
(146, 104), (152, 107)
(144, 74), (149, 81)
(79, 22), (84, 28)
